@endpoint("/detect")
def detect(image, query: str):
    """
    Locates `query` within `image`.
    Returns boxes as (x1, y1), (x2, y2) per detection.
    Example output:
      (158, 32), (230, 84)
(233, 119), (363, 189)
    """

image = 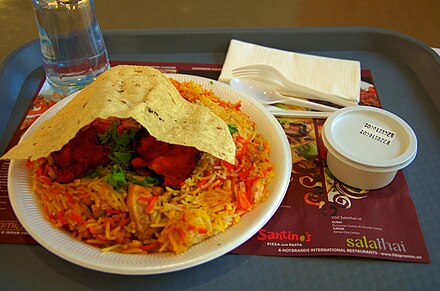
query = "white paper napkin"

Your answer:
(219, 39), (361, 103)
